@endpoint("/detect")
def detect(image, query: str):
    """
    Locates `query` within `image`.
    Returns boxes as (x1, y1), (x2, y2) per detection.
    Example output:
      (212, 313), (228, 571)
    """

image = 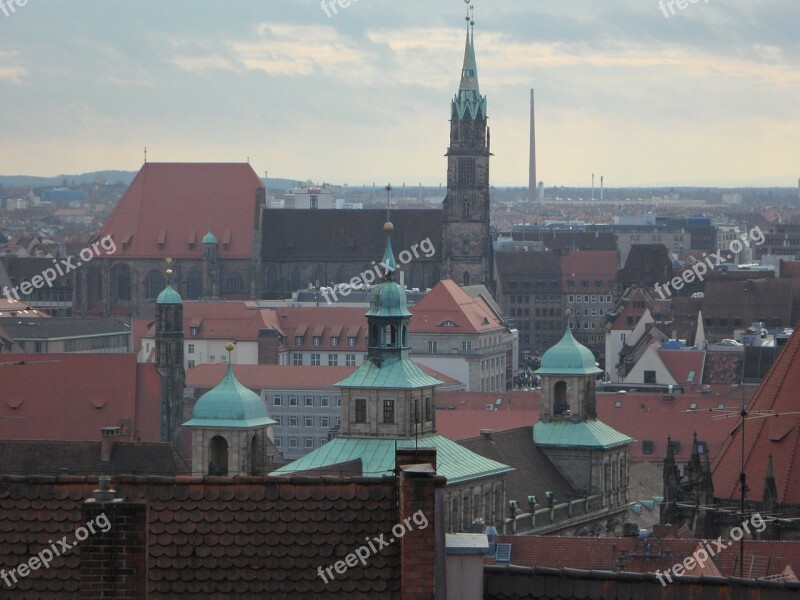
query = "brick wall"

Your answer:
(80, 500), (148, 600)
